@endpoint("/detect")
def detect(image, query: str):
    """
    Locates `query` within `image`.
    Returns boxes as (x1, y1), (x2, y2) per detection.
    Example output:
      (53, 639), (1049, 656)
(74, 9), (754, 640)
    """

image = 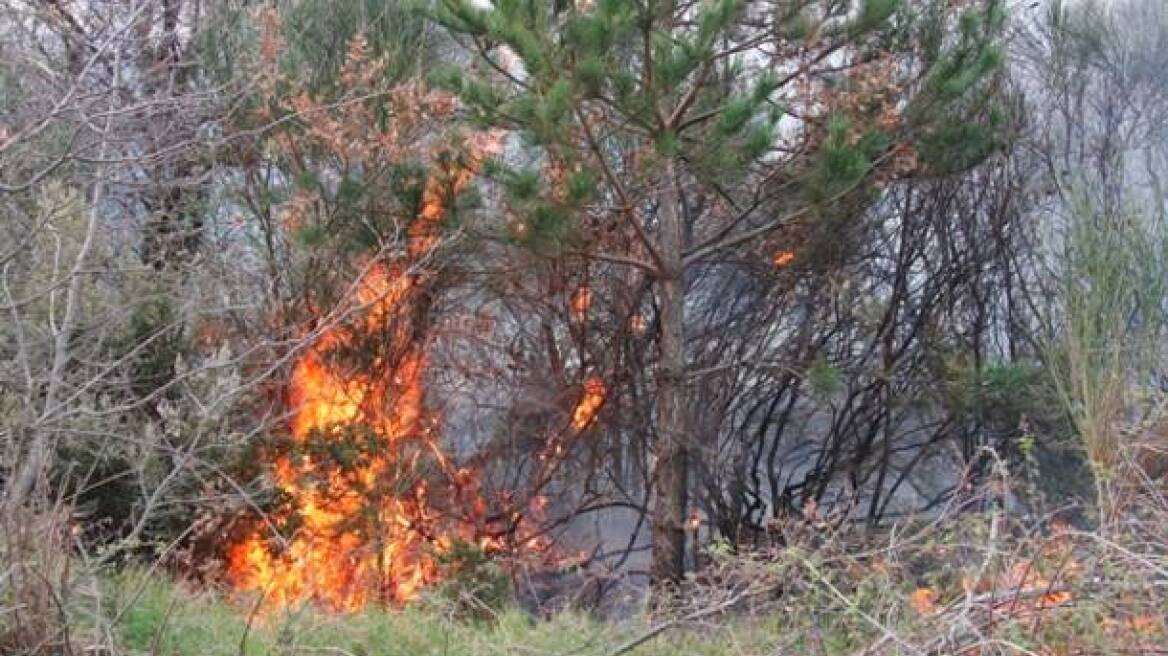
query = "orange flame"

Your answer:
(226, 265), (442, 609)
(569, 285), (592, 322)
(571, 377), (606, 431)
(629, 313), (648, 336)
(911, 587), (940, 616)
(227, 135), (507, 610)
